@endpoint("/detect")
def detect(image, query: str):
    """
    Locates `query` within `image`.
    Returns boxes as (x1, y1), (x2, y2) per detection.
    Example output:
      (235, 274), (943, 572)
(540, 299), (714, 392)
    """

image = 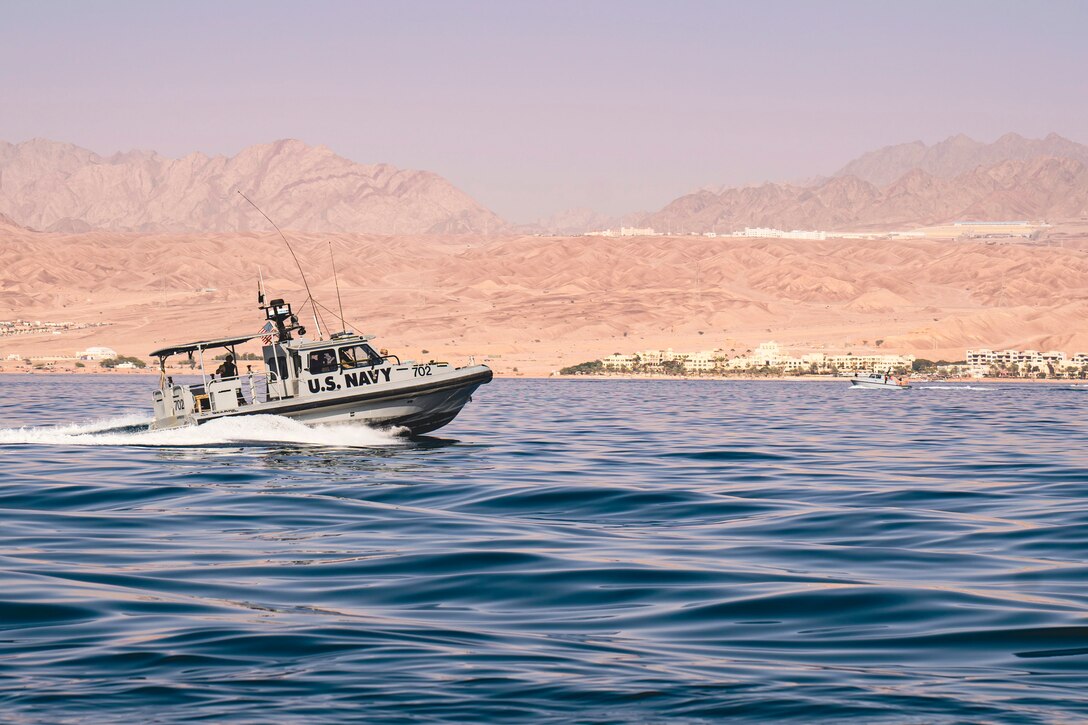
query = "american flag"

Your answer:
(258, 321), (275, 345)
